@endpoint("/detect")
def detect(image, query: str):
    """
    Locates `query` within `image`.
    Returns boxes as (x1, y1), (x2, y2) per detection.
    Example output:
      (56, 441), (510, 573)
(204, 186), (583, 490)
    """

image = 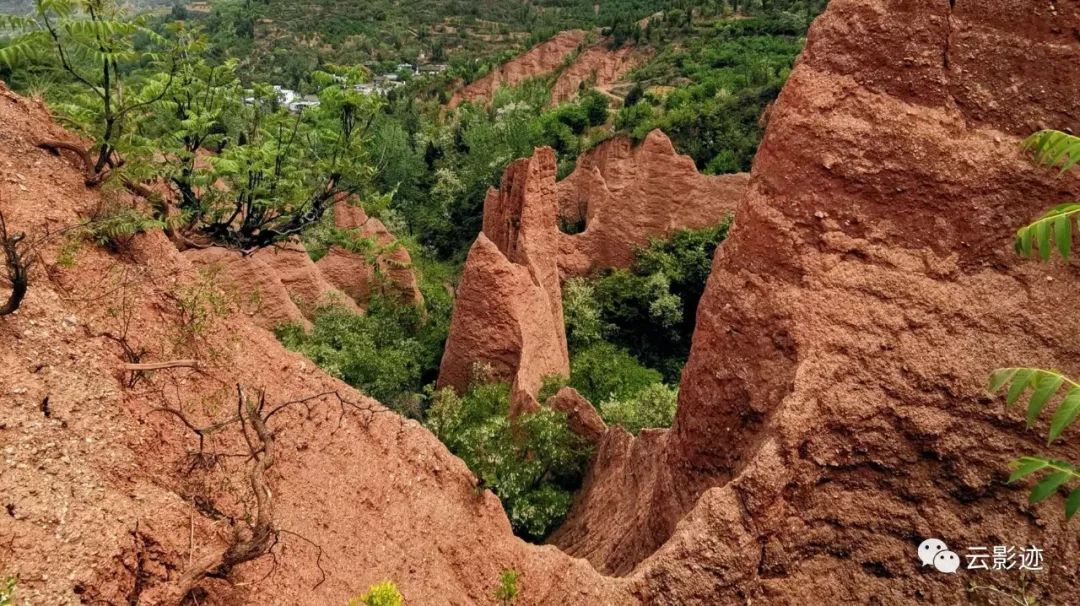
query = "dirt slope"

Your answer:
(447, 30), (587, 109)
(549, 43), (648, 106)
(316, 200), (424, 309)
(0, 84), (631, 605)
(448, 30), (647, 109)
(554, 0), (1080, 603)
